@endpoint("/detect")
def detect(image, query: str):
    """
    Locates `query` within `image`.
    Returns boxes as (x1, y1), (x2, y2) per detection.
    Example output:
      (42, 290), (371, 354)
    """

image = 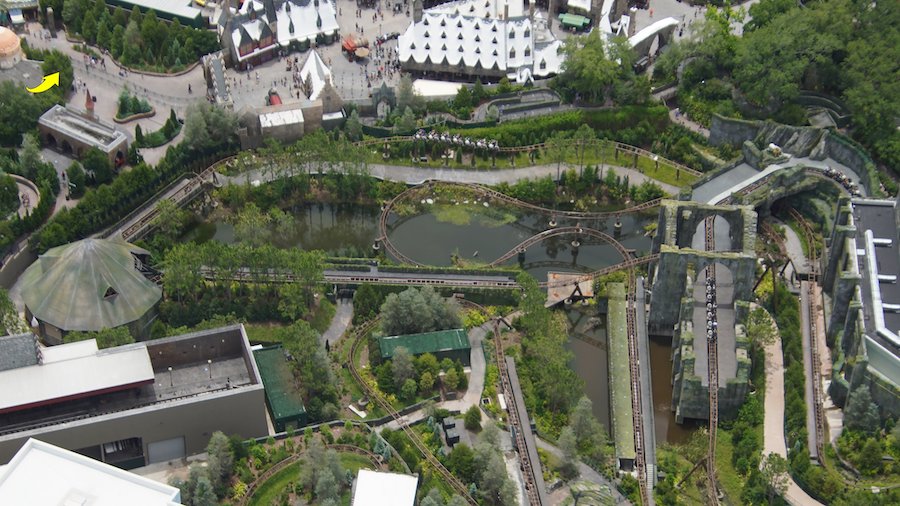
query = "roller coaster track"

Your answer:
(346, 318), (477, 504)
(457, 299), (545, 505)
(789, 209), (827, 462)
(625, 265), (651, 505)
(705, 216), (721, 506)
(377, 181), (660, 283)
